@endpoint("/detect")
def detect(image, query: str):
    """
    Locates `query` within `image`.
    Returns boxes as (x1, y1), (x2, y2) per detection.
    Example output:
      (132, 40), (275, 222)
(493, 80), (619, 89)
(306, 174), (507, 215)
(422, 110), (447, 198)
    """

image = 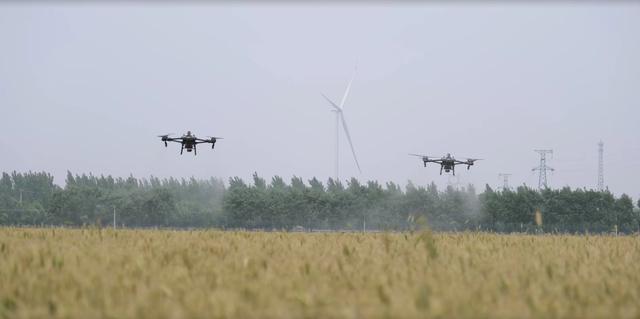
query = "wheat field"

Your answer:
(0, 228), (638, 319)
